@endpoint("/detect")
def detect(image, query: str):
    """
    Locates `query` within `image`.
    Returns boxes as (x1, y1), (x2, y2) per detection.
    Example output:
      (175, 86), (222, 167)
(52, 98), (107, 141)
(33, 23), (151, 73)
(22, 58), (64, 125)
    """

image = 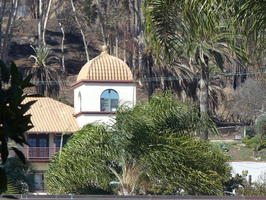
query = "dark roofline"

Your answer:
(74, 111), (115, 118)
